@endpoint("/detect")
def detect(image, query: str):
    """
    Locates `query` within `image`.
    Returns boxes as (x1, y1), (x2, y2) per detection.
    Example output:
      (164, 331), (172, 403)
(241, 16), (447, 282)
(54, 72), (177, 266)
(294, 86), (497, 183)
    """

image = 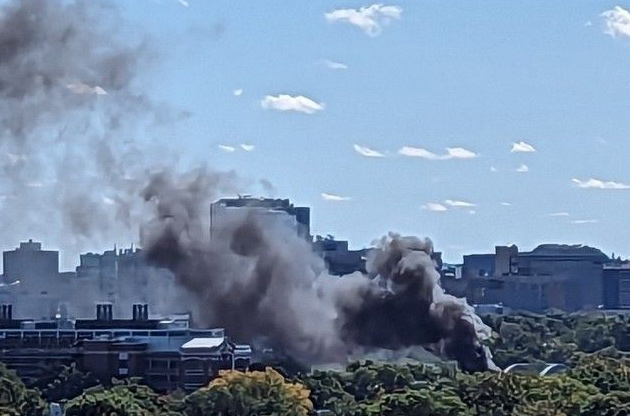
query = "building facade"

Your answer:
(443, 244), (611, 313)
(210, 197), (311, 239)
(603, 265), (630, 309)
(0, 303), (251, 392)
